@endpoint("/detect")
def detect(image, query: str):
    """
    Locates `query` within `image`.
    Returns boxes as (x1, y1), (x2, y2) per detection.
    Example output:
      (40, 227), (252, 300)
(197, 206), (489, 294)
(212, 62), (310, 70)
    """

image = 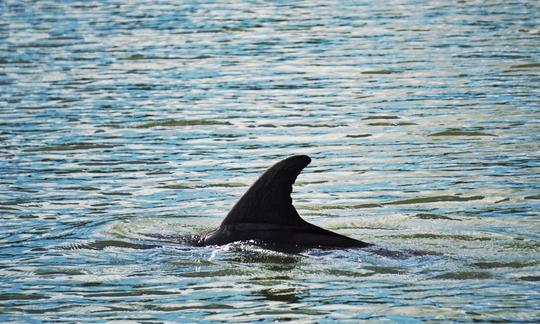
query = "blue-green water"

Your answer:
(1, 0), (539, 322)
